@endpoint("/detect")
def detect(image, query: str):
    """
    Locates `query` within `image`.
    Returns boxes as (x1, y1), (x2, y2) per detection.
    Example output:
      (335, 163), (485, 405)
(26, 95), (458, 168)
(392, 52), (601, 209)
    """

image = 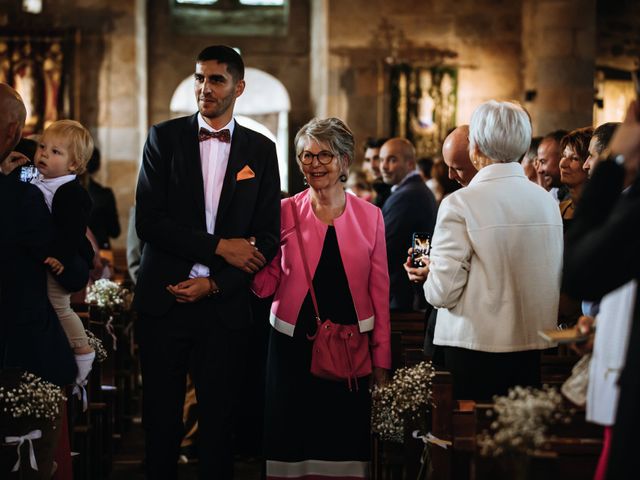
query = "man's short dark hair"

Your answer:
(542, 129), (568, 144)
(417, 156), (434, 178)
(363, 137), (388, 151)
(520, 136), (542, 162)
(593, 122), (620, 155)
(196, 45), (245, 81)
